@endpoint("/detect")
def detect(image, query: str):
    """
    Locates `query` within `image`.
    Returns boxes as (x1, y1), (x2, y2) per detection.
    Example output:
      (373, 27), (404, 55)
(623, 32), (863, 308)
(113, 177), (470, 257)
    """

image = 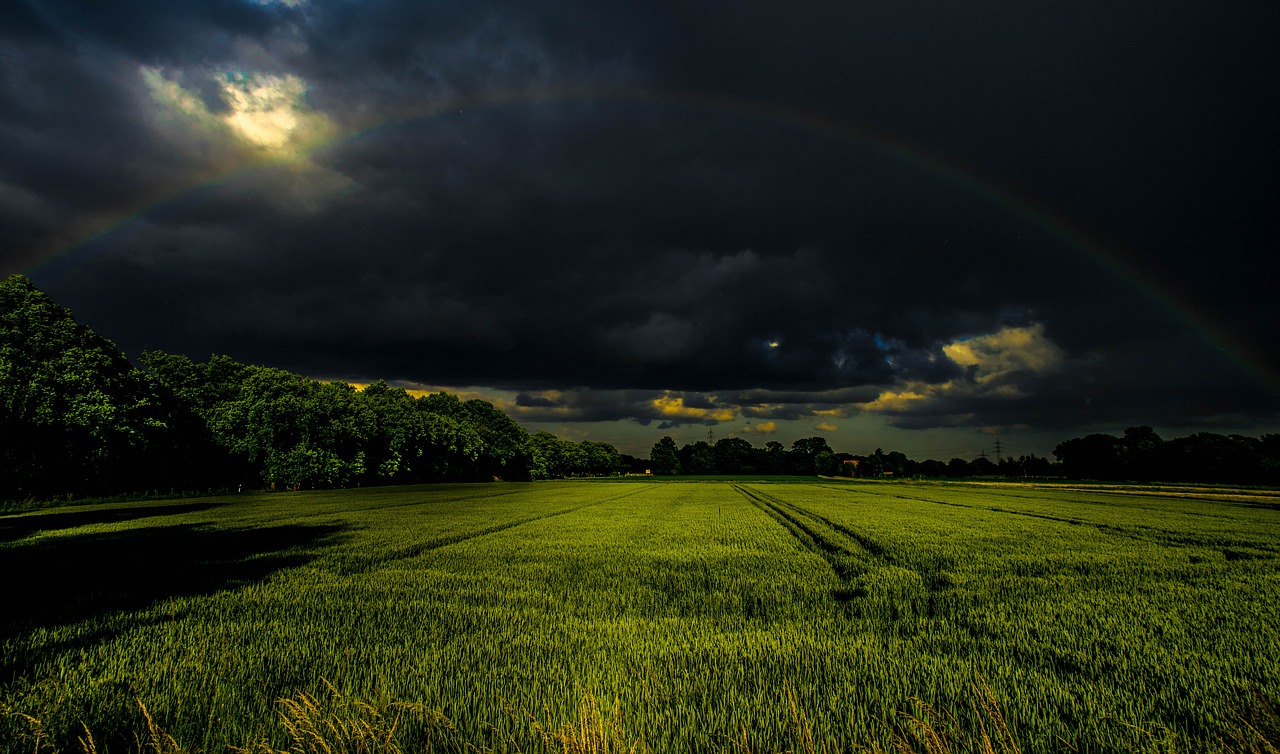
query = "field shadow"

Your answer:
(0, 501), (227, 543)
(0, 521), (346, 670)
